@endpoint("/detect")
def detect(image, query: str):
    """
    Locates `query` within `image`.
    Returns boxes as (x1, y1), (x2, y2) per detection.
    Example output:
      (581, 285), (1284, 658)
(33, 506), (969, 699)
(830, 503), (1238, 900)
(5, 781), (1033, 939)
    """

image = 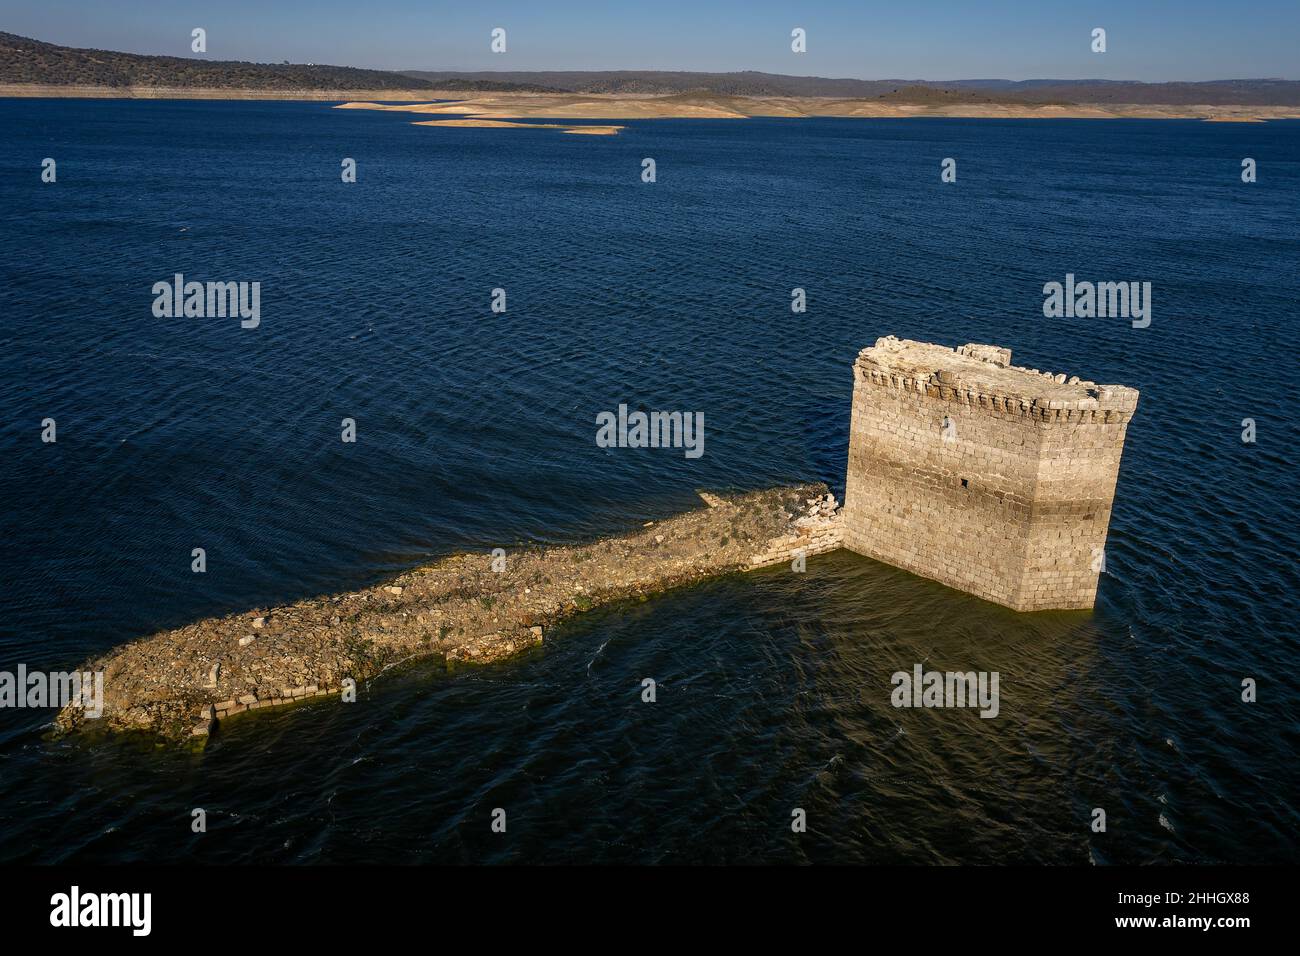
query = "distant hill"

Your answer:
(3, 32), (1297, 104)
(404, 70), (922, 98)
(871, 84), (1072, 106)
(951, 78), (1300, 106)
(403, 69), (1300, 105)
(0, 32), (545, 92)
